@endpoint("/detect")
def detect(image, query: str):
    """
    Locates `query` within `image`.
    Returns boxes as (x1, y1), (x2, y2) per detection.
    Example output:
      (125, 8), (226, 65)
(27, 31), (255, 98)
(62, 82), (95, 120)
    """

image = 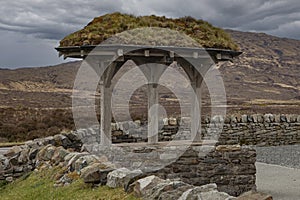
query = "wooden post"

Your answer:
(100, 81), (112, 146)
(191, 71), (202, 142)
(147, 83), (159, 144)
(137, 63), (167, 145)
